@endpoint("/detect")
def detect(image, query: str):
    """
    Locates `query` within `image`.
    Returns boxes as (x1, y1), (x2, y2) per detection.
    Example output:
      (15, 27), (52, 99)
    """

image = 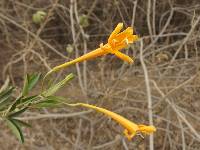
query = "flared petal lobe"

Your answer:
(138, 125), (157, 134)
(108, 23), (124, 43)
(114, 51), (134, 63)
